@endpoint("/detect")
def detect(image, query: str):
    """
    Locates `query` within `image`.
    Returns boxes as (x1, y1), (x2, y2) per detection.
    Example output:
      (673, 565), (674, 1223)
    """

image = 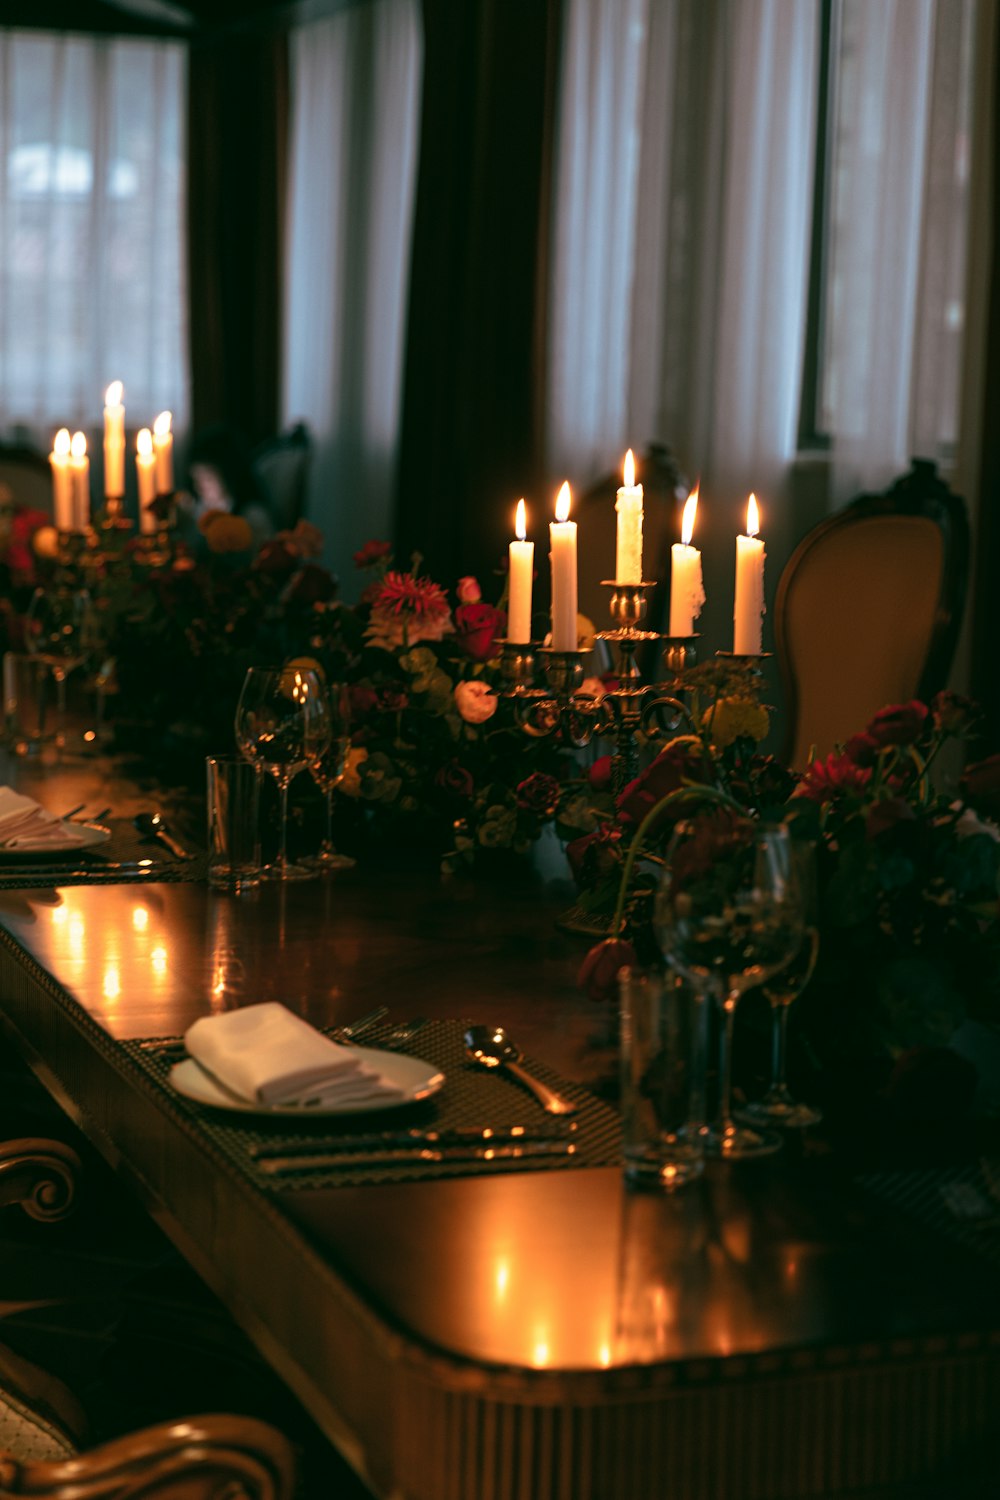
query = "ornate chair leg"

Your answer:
(0, 1141), (81, 1223)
